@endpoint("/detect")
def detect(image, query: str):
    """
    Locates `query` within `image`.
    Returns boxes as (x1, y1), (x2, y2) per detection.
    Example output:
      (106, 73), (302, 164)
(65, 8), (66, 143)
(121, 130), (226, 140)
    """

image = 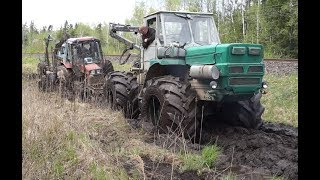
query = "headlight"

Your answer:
(90, 70), (95, 75)
(96, 69), (101, 74)
(232, 47), (246, 55)
(248, 47), (261, 56)
(210, 81), (217, 89)
(262, 81), (268, 89)
(211, 65), (220, 80)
